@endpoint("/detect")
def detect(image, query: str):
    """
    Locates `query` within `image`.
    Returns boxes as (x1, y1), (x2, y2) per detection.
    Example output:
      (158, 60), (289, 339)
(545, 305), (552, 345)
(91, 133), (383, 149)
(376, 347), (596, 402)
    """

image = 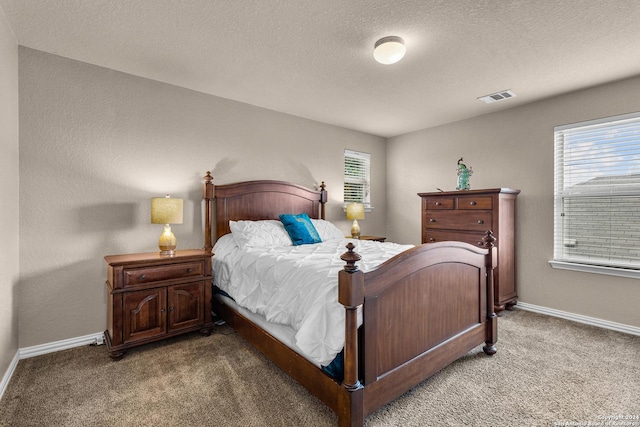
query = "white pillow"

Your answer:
(311, 219), (345, 241)
(229, 220), (293, 249)
(213, 233), (237, 253)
